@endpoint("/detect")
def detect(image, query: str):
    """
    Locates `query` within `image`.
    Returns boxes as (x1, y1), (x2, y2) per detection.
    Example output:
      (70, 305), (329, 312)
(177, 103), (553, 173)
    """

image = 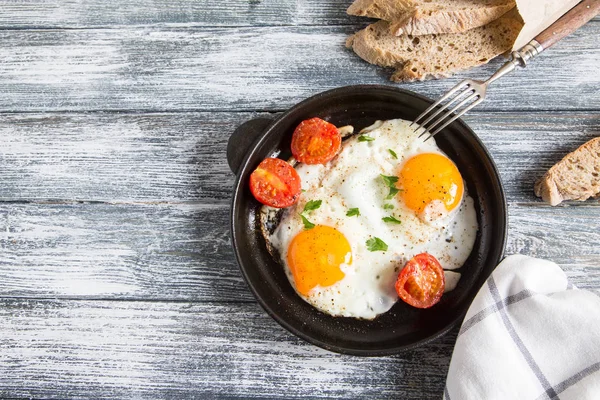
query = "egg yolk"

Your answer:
(287, 225), (352, 296)
(398, 153), (464, 214)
